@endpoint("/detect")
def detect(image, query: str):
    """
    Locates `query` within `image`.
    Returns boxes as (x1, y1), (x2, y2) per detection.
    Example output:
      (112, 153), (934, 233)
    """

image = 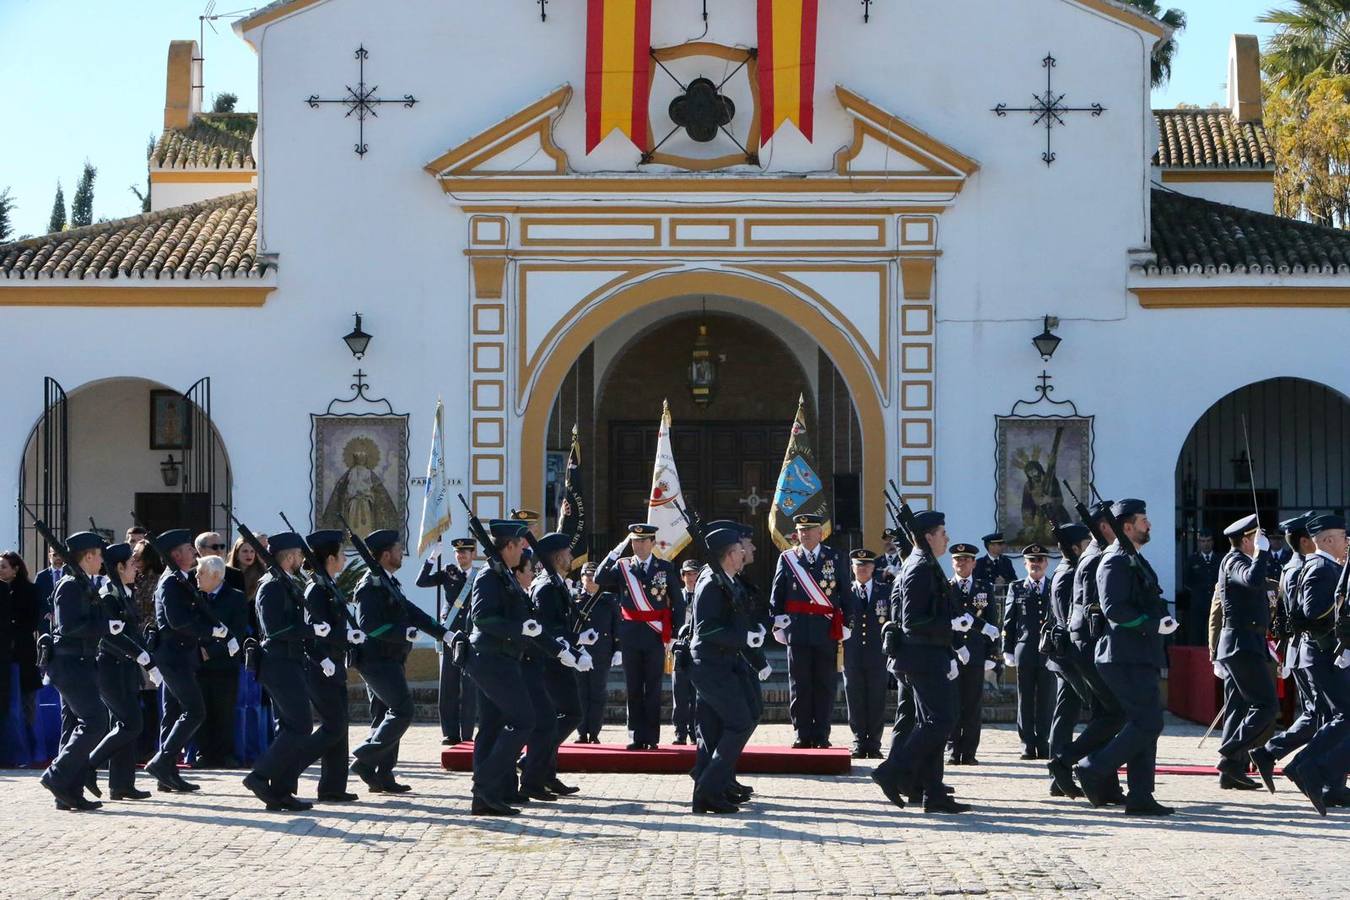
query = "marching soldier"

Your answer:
(1003, 545), (1055, 759)
(947, 543), (1001, 765)
(416, 538), (474, 745)
(672, 560), (699, 744)
(595, 524), (674, 750)
(770, 514), (847, 749)
(1044, 525), (1094, 791)
(841, 550), (889, 759)
(574, 561), (619, 744)
(974, 532), (1016, 602)
(1211, 514), (1277, 791)
(1075, 499), (1177, 816)
(350, 530), (455, 794)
